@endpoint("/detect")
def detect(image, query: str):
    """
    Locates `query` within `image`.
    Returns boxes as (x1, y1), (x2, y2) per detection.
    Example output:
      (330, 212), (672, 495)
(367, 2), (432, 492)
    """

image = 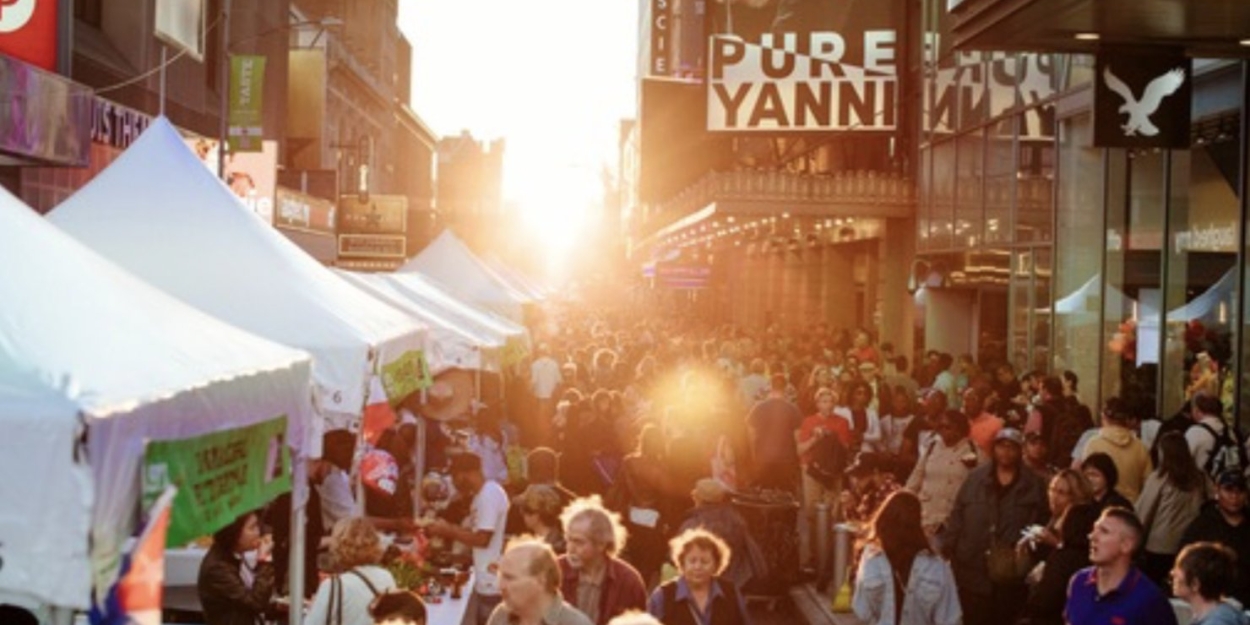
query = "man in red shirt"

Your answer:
(797, 388), (851, 566)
